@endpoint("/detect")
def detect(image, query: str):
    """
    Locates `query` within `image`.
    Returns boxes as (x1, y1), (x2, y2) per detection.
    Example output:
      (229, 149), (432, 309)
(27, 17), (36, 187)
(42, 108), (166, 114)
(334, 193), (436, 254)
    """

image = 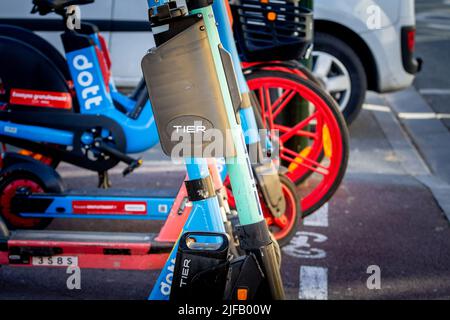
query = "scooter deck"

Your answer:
(0, 230), (173, 270)
(63, 188), (180, 198)
(16, 188), (181, 220)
